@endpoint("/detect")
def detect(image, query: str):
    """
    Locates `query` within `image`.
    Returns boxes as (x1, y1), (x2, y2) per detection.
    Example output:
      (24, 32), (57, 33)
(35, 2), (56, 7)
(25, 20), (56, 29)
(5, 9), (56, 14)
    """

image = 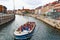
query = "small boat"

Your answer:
(14, 22), (36, 39)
